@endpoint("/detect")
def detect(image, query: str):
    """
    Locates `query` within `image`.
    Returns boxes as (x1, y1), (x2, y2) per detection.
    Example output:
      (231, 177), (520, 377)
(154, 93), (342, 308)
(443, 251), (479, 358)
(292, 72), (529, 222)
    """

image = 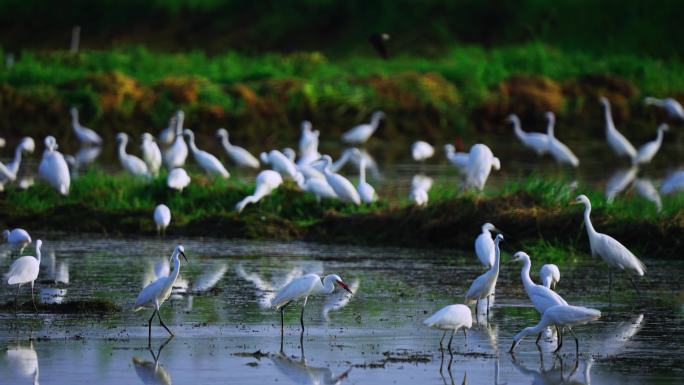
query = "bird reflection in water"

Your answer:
(269, 342), (351, 385)
(322, 279), (359, 321)
(438, 349), (467, 385)
(511, 349), (593, 385)
(39, 250), (69, 304)
(132, 336), (174, 385)
(235, 262), (323, 309)
(605, 167), (637, 202)
(6, 341), (39, 385)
